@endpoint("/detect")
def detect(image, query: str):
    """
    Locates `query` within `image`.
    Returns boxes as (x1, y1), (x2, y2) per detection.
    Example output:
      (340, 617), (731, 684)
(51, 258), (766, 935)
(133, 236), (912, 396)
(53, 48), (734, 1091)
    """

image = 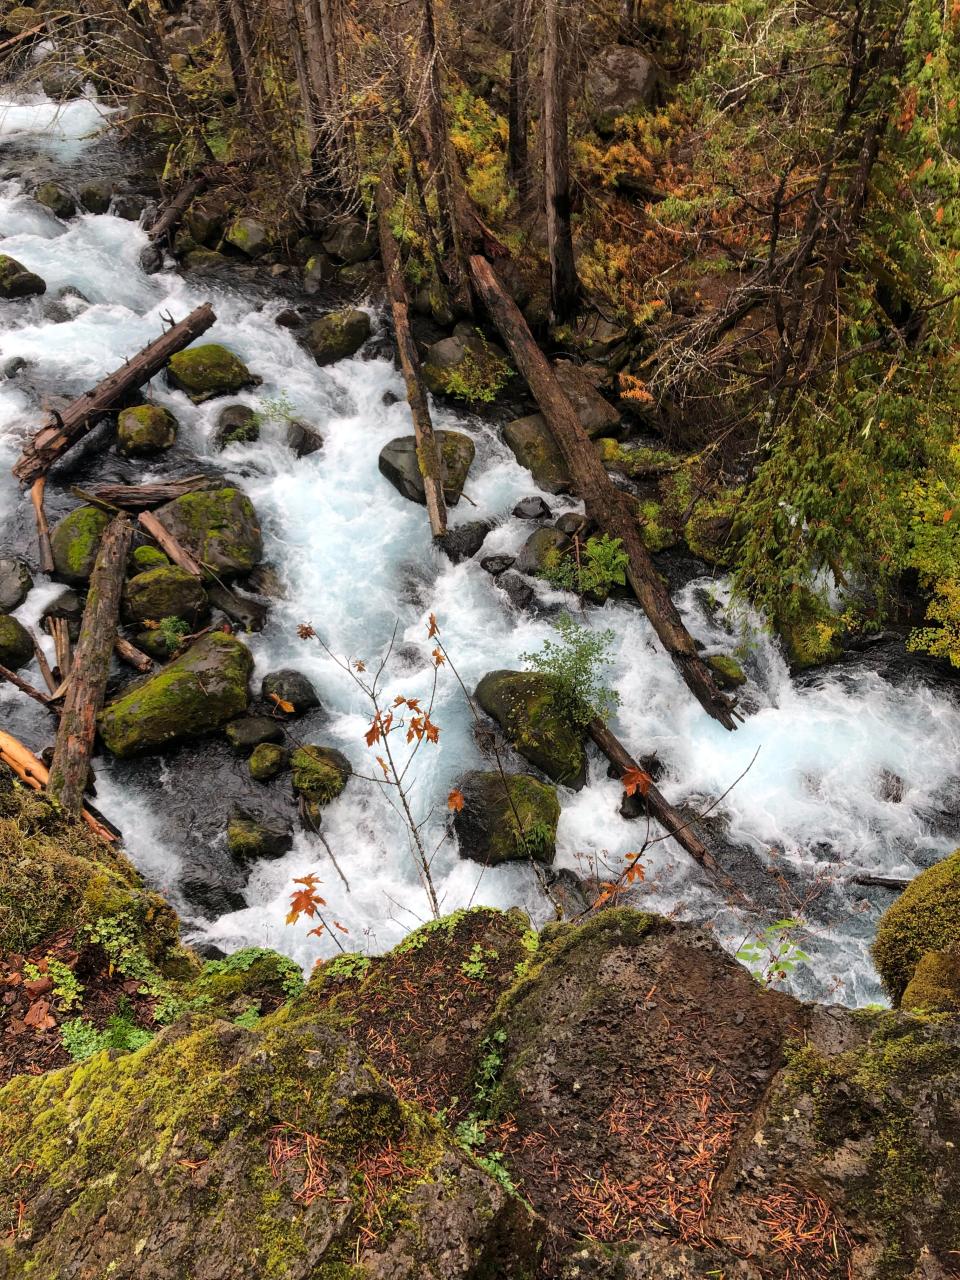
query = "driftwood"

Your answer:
(47, 516), (134, 815)
(47, 616), (71, 682)
(0, 729), (116, 842)
(376, 171), (448, 538)
(0, 662), (57, 713)
(852, 873), (912, 891)
(90, 475), (214, 511)
(468, 255), (738, 731)
(148, 173), (209, 244)
(12, 303), (217, 486)
(29, 629), (58, 696)
(138, 509), (204, 577)
(115, 636), (153, 673)
(30, 477), (54, 573)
